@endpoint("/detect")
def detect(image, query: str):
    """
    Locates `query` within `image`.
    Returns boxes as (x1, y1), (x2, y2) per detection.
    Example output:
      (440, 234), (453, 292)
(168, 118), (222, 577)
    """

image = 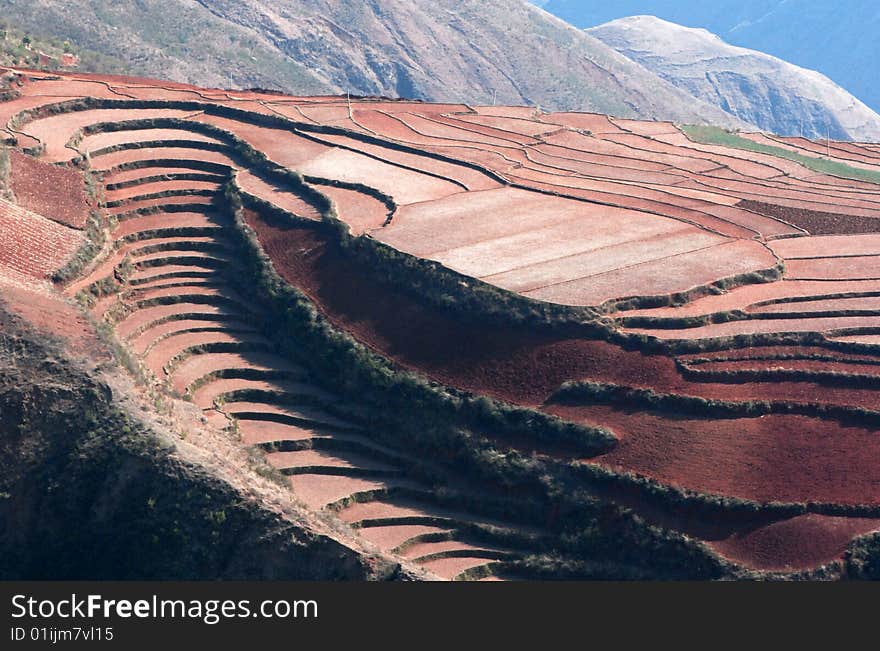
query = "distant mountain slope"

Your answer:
(588, 16), (880, 142)
(0, 0), (332, 94)
(0, 0), (747, 127)
(539, 1), (880, 115)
